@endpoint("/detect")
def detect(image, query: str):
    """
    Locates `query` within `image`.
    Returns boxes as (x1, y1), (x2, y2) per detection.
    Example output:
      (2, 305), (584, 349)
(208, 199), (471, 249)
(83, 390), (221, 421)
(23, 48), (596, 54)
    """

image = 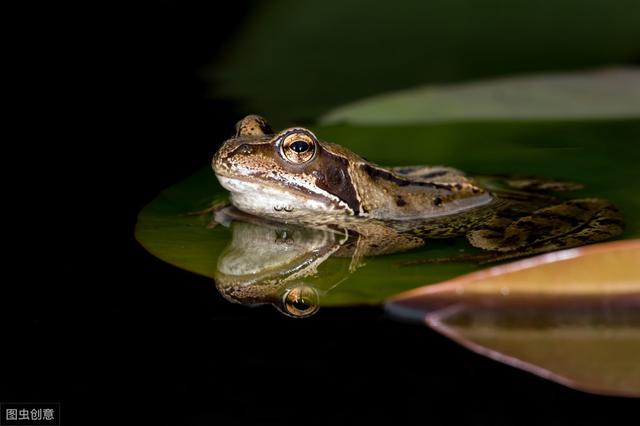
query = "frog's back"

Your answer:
(391, 165), (472, 185)
(350, 163), (494, 220)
